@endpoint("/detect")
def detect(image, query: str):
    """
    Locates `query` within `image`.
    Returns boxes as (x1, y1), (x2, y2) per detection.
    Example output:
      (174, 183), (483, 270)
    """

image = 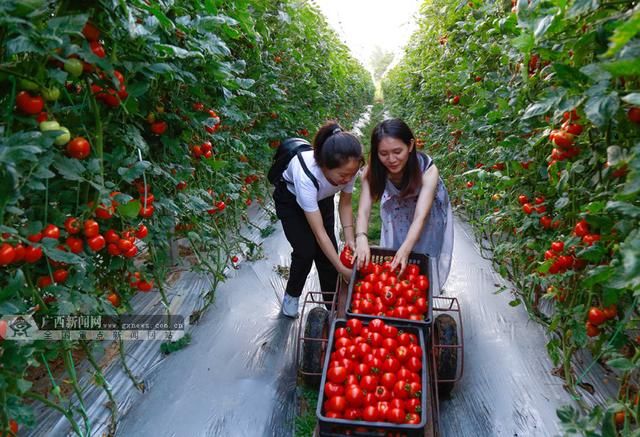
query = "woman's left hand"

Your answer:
(391, 245), (411, 277)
